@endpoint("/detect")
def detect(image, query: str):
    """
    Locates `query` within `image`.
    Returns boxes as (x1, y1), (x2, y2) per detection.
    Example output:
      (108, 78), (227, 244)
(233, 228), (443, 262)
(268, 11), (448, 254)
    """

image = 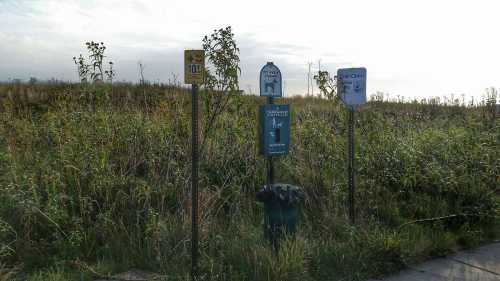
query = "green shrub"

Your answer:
(0, 84), (498, 280)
